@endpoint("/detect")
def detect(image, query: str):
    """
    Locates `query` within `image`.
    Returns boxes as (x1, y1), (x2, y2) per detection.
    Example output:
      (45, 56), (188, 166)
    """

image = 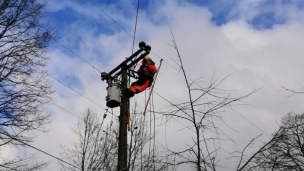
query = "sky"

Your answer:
(2, 0), (304, 170)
